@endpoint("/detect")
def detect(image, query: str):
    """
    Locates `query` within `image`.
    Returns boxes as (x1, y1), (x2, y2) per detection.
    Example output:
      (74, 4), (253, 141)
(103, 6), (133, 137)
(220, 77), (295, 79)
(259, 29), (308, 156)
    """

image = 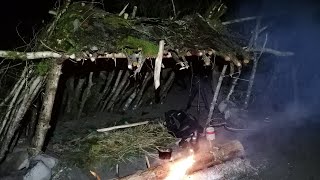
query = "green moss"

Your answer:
(118, 36), (159, 56)
(103, 15), (131, 28)
(36, 61), (51, 76)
